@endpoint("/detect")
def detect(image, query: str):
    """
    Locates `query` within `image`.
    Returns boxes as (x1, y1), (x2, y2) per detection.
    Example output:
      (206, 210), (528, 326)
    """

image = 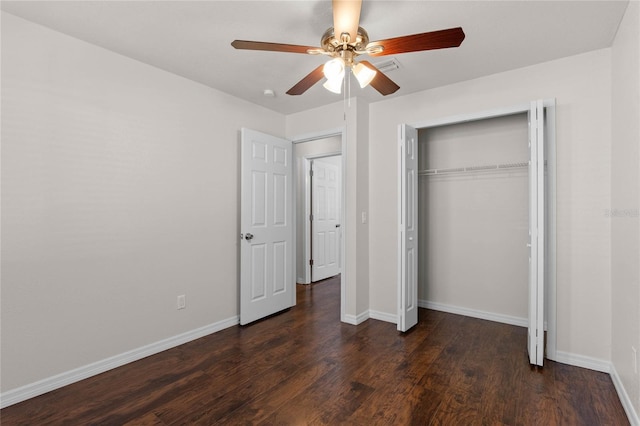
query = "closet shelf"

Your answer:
(418, 161), (529, 176)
